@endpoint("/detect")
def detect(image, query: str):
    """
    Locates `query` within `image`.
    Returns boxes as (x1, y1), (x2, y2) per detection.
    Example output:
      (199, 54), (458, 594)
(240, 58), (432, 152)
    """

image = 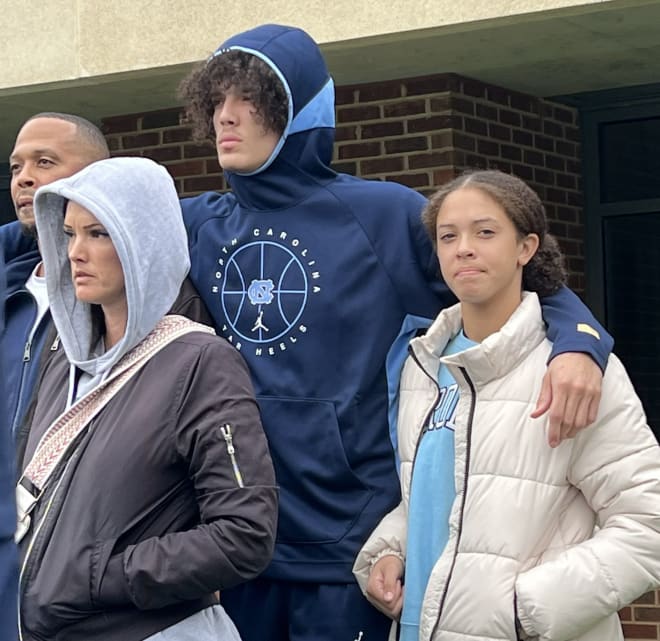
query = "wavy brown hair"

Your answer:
(178, 50), (289, 142)
(422, 170), (567, 297)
